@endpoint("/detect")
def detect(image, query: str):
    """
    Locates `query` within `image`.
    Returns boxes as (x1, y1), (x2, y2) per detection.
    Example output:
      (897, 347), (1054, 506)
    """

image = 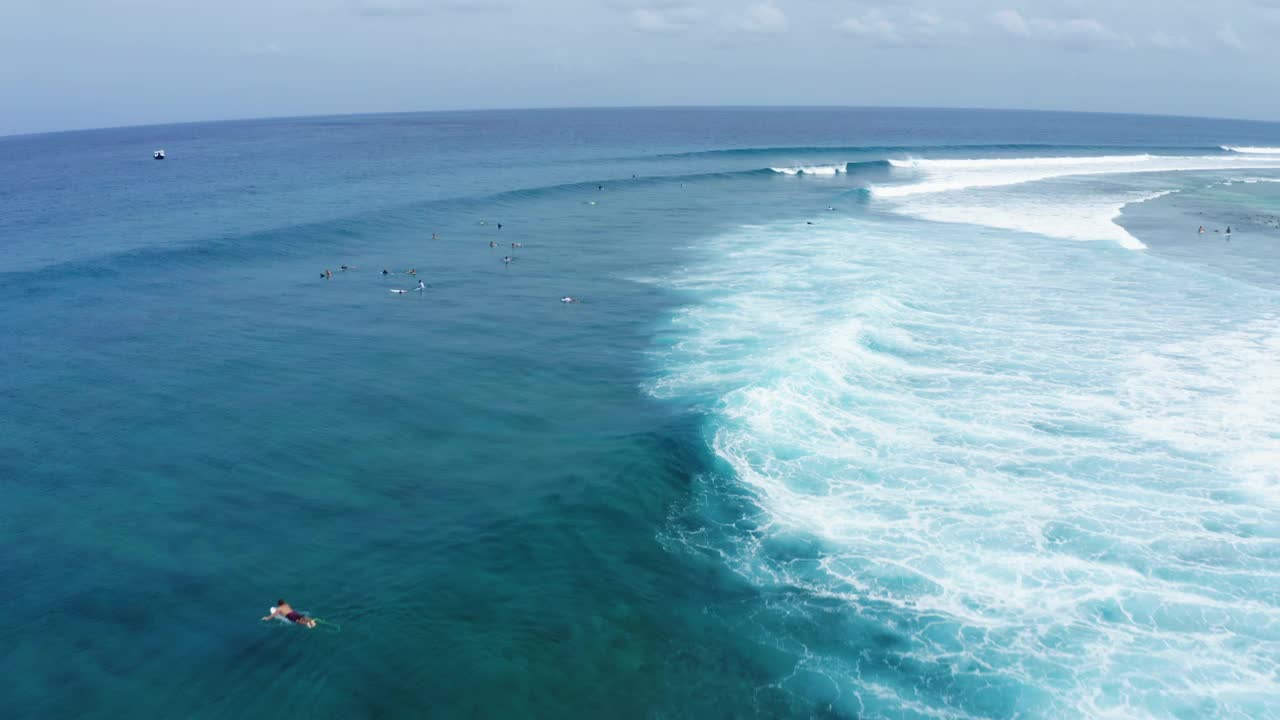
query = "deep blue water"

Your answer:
(3, 108), (1280, 719)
